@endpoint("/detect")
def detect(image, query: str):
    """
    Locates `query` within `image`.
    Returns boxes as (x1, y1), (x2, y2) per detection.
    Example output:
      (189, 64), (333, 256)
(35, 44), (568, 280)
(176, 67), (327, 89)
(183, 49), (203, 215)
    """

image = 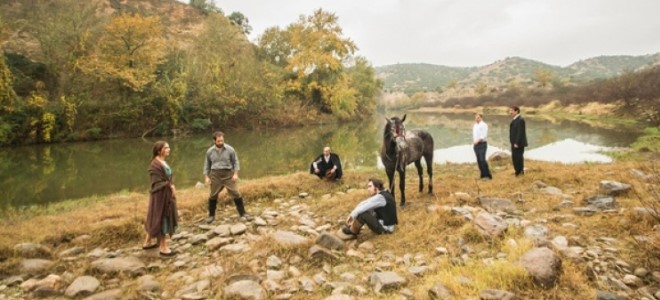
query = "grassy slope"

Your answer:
(1, 158), (658, 299)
